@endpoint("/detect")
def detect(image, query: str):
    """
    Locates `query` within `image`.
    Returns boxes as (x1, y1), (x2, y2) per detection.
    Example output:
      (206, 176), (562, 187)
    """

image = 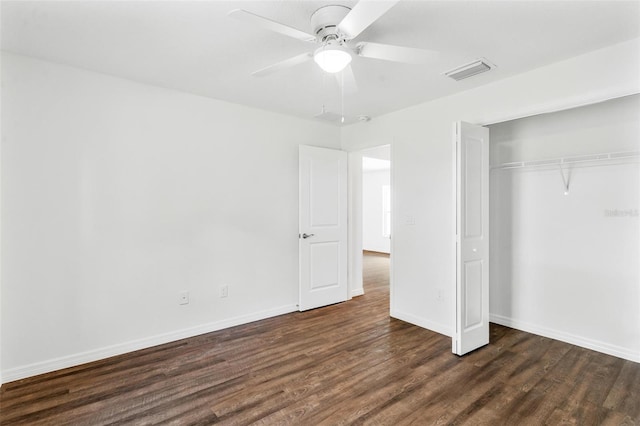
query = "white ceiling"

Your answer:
(2, 1), (639, 125)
